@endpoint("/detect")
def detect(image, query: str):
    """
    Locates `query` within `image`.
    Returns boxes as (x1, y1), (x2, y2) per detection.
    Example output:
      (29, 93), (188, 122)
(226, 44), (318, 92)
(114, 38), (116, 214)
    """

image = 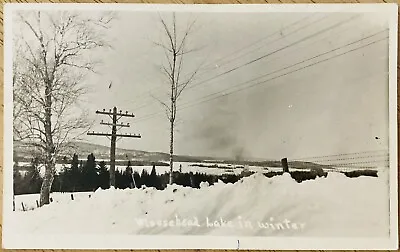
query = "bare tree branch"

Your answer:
(151, 93), (172, 119)
(153, 41), (174, 54)
(153, 13), (202, 185)
(13, 10), (114, 206)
